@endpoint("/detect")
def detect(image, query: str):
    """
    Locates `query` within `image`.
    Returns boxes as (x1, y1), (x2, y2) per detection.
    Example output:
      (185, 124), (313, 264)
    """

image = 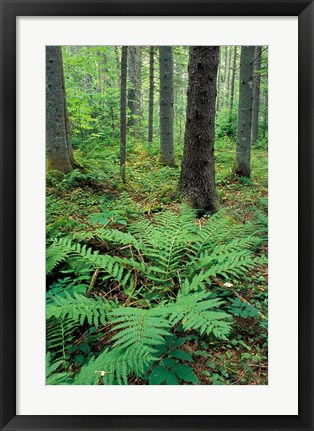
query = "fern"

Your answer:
(46, 317), (77, 361)
(109, 307), (172, 353)
(96, 228), (141, 252)
(46, 353), (72, 385)
(47, 291), (108, 328)
(46, 242), (70, 274)
(47, 206), (267, 384)
(190, 237), (266, 282)
(74, 345), (155, 385)
(164, 291), (232, 340)
(47, 238), (138, 288)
